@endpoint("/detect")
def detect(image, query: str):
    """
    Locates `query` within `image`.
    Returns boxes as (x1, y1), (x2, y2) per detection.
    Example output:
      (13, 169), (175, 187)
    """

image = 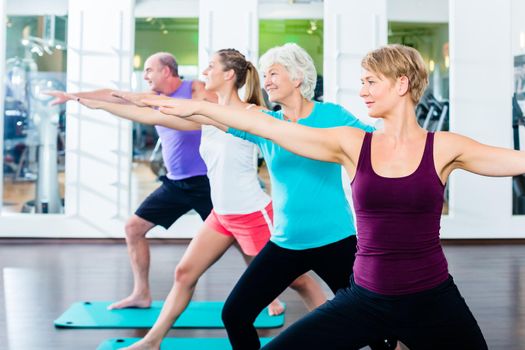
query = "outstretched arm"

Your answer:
(45, 89), (155, 106)
(112, 92), (226, 130)
(441, 132), (525, 177)
(143, 98), (359, 165)
(75, 98), (201, 131)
